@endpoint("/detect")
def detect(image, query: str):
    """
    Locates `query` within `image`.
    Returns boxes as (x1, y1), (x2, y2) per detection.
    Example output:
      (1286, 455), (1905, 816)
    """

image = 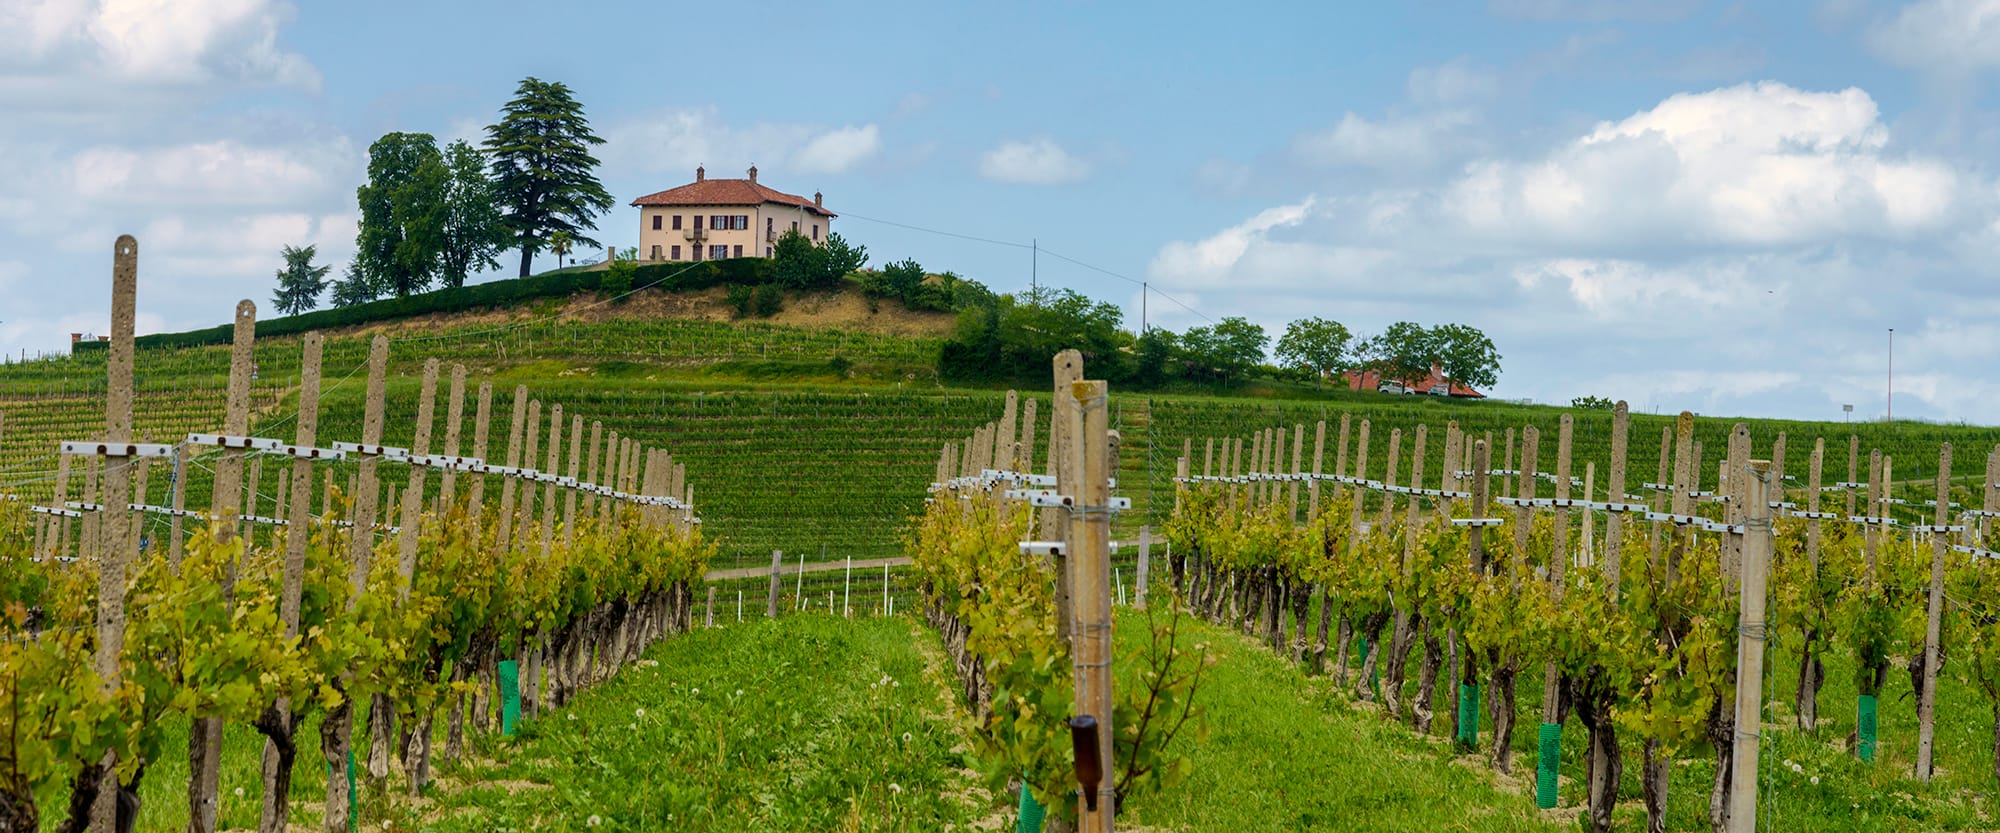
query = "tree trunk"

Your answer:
(1643, 738), (1670, 833)
(1795, 633), (1821, 730)
(367, 693), (395, 779)
(189, 717), (221, 833)
(517, 245), (533, 278)
(1414, 619), (1442, 734)
(254, 702), (298, 833)
(0, 783), (34, 833)
(1708, 698), (1735, 833)
(1311, 587), (1333, 675)
(1385, 610), (1420, 721)
(1290, 581), (1311, 663)
(320, 701), (353, 833)
(1335, 615), (1354, 685)
(1488, 654), (1518, 773)
(1572, 673), (1621, 833)
(1355, 611), (1389, 702)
